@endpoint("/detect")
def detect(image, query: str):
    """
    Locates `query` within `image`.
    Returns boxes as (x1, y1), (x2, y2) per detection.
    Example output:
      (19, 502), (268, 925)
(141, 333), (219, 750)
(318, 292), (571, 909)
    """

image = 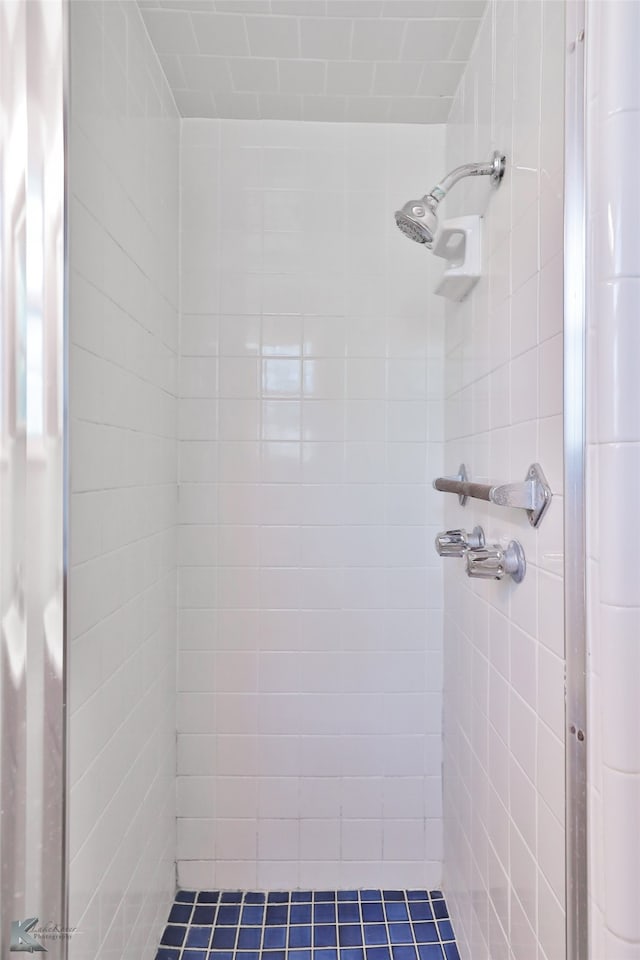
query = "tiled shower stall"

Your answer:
(65, 2), (567, 959)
